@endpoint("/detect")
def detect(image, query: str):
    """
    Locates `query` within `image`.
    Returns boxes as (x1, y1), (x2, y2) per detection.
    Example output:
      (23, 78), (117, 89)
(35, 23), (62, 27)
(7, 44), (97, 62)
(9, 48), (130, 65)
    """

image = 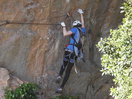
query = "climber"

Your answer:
(56, 9), (86, 93)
